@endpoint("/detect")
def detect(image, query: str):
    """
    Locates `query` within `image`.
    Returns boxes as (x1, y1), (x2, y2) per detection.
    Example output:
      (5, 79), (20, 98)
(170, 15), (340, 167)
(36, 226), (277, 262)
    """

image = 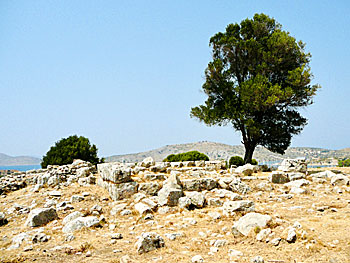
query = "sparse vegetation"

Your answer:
(163, 151), (209, 162)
